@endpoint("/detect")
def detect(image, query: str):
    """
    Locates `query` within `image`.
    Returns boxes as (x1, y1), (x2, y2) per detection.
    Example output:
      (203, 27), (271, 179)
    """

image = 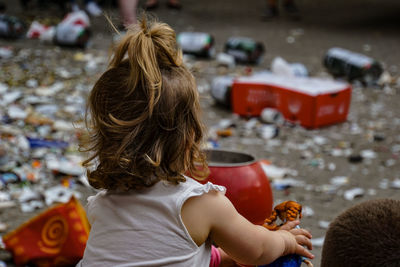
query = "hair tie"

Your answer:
(140, 19), (151, 38)
(144, 31), (151, 38)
